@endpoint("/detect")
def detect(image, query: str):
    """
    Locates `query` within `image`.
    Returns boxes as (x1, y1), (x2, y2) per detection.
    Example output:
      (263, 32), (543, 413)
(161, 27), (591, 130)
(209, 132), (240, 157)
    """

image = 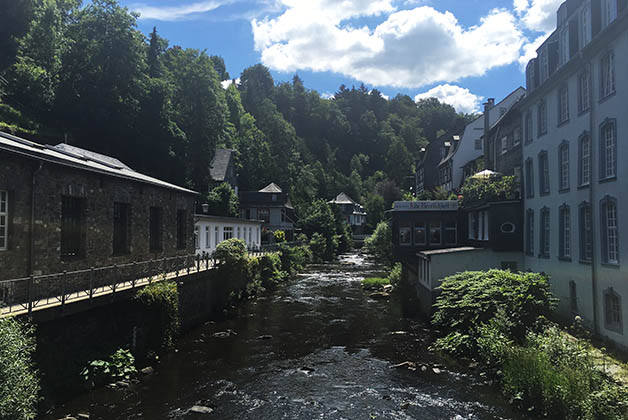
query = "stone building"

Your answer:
(0, 131), (197, 281)
(520, 0), (628, 347)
